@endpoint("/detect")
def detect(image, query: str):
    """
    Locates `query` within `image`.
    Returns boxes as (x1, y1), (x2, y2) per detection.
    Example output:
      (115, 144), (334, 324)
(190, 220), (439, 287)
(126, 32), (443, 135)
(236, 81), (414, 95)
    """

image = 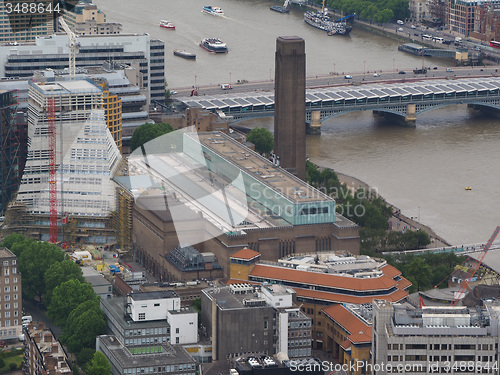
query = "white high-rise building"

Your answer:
(16, 79), (121, 221)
